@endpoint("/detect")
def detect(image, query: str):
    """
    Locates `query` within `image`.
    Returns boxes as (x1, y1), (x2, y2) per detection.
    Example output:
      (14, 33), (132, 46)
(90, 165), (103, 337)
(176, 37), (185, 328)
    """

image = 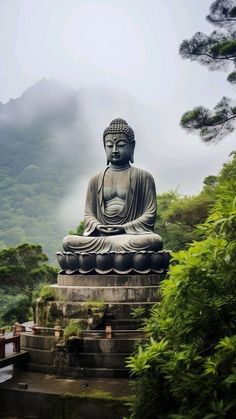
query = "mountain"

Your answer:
(0, 79), (84, 262)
